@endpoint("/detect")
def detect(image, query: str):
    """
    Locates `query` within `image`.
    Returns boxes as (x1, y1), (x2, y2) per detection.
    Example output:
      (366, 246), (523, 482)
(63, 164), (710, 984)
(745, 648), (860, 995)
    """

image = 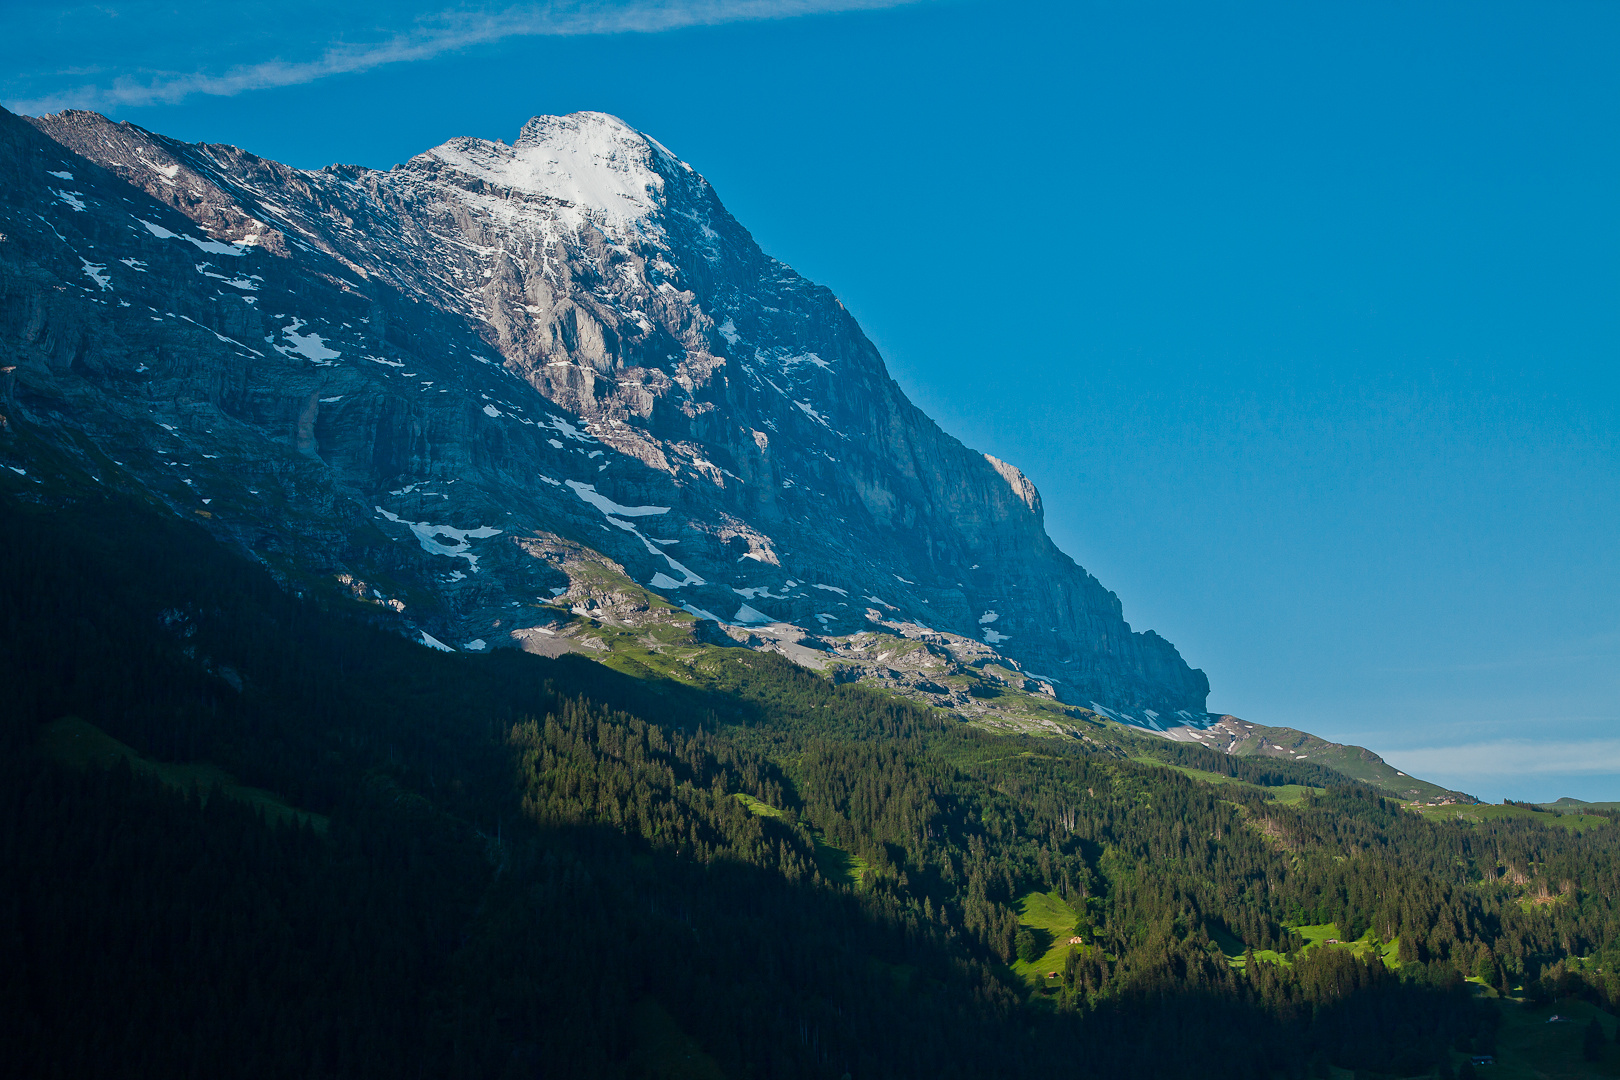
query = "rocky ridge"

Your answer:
(1157, 715), (1461, 802)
